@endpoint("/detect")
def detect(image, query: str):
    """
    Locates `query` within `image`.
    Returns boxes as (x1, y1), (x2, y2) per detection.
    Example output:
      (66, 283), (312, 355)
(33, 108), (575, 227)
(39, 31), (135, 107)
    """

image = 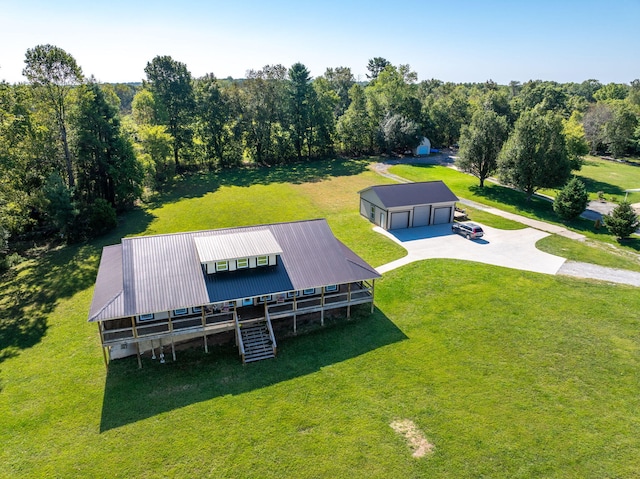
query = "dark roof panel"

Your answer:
(363, 181), (458, 208)
(204, 262), (294, 303)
